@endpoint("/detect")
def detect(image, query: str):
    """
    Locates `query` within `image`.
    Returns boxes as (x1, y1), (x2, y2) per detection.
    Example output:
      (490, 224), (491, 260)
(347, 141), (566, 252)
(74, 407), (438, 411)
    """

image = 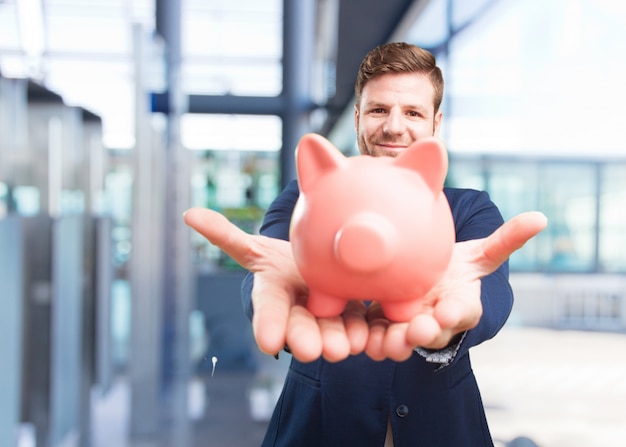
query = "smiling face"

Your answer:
(354, 72), (442, 157)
